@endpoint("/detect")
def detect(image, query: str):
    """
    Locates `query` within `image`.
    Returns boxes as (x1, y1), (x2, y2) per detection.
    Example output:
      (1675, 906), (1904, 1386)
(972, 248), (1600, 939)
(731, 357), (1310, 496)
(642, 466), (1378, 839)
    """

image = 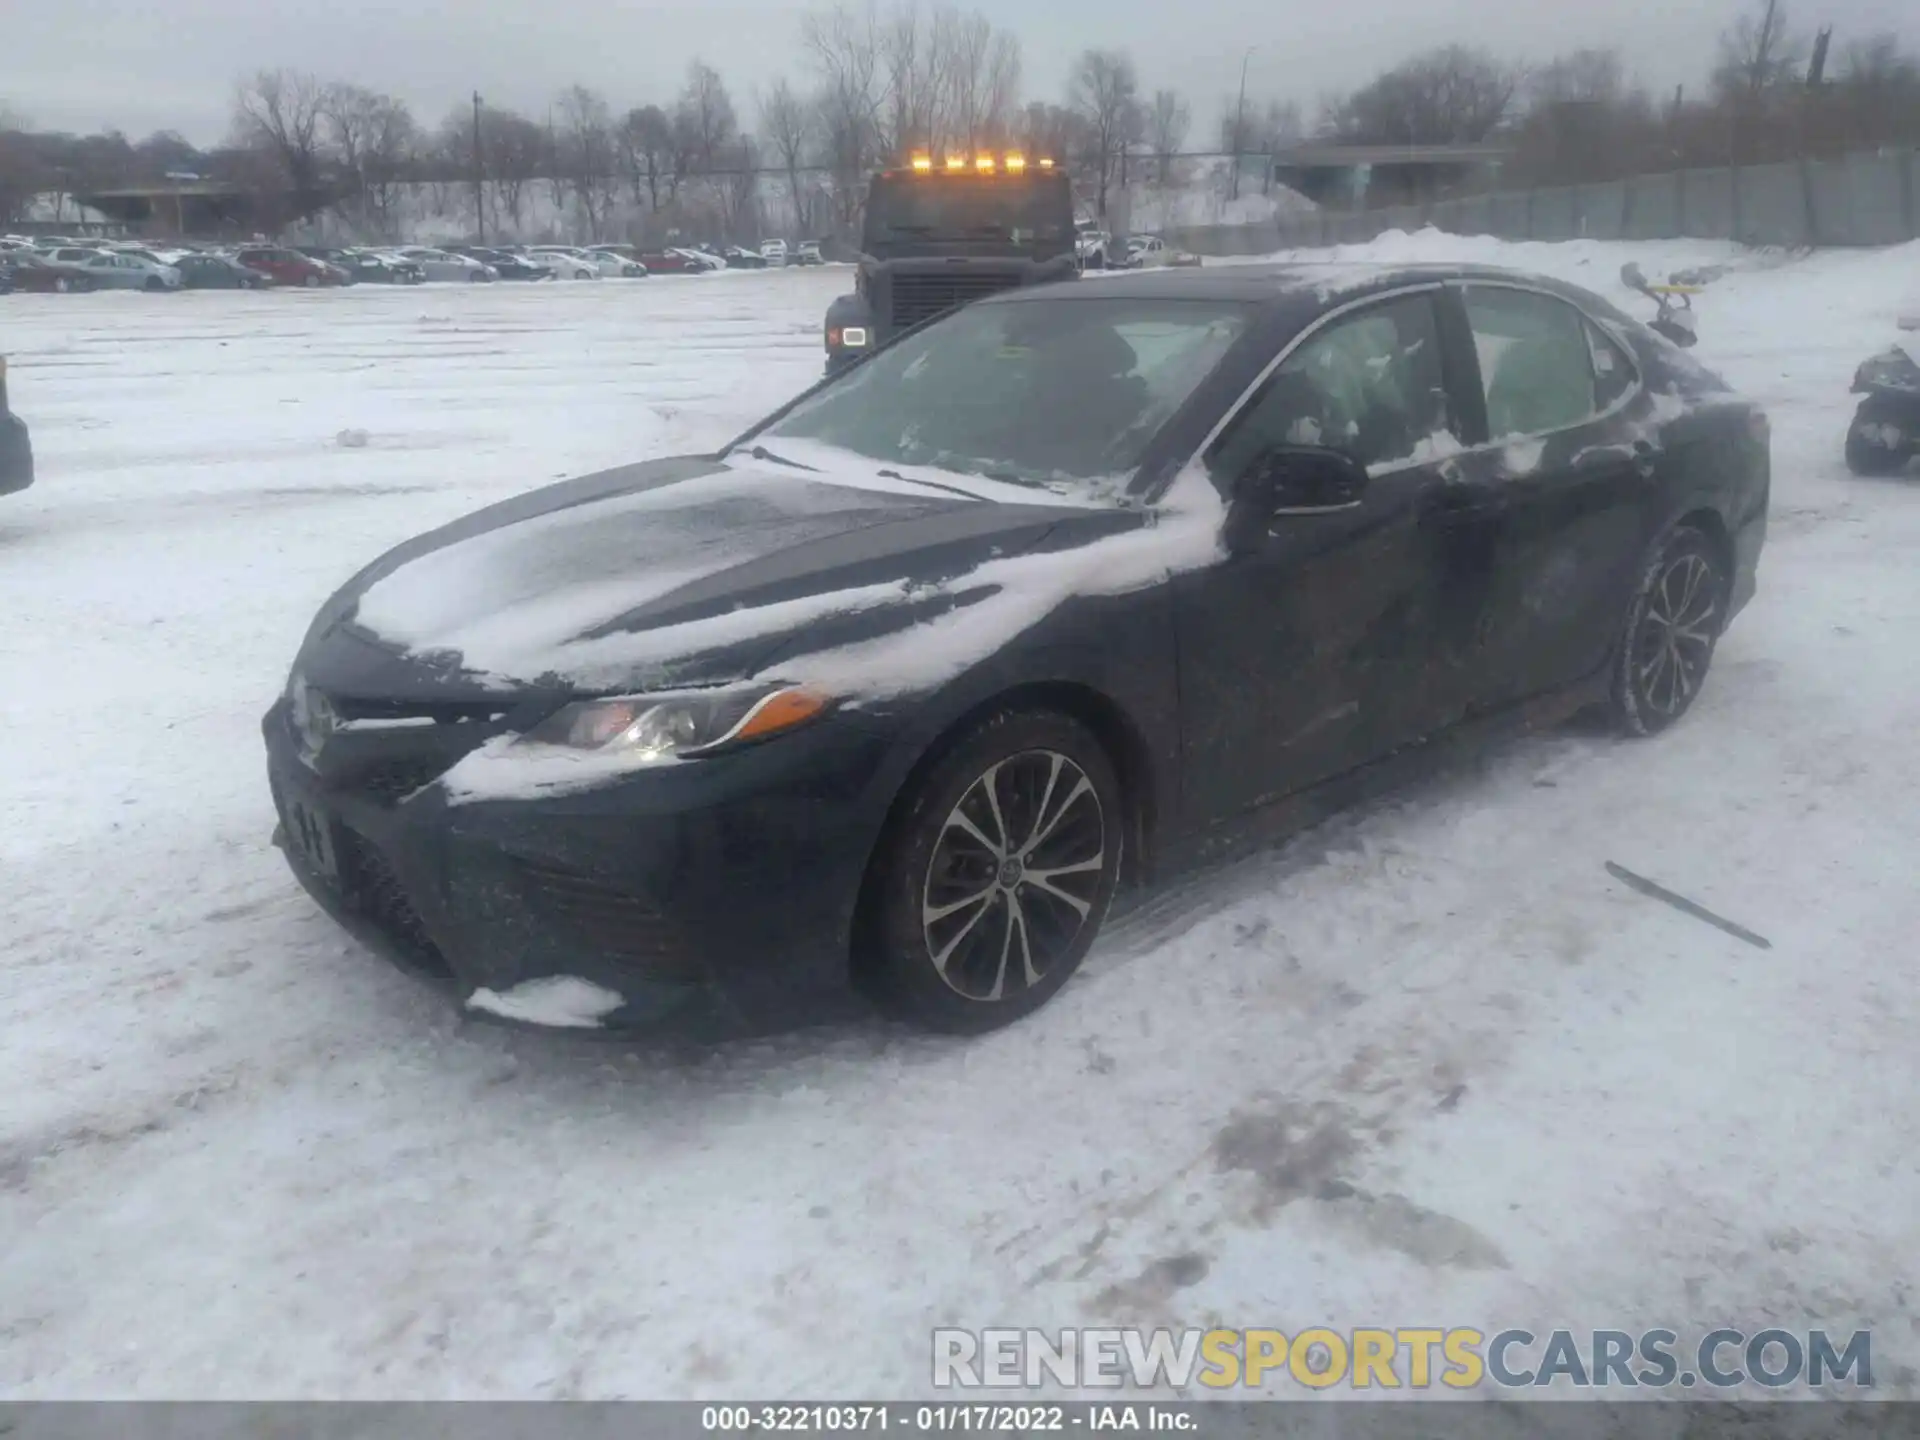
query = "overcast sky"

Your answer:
(8, 0), (1919, 145)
